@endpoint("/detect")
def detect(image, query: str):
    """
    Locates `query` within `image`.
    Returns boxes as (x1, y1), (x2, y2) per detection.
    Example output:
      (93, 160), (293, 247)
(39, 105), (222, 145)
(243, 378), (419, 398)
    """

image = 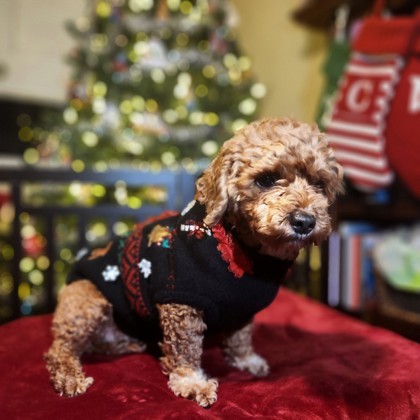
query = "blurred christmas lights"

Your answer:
(25, 0), (264, 169)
